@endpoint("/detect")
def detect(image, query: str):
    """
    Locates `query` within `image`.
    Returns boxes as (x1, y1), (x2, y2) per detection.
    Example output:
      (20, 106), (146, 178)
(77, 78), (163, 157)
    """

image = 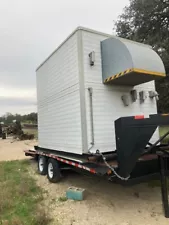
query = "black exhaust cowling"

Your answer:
(115, 116), (158, 178)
